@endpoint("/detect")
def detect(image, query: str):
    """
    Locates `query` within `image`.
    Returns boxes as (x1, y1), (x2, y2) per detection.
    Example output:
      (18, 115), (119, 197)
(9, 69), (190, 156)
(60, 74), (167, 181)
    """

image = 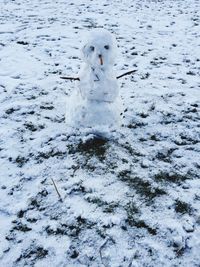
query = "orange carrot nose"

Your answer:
(99, 55), (103, 65)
